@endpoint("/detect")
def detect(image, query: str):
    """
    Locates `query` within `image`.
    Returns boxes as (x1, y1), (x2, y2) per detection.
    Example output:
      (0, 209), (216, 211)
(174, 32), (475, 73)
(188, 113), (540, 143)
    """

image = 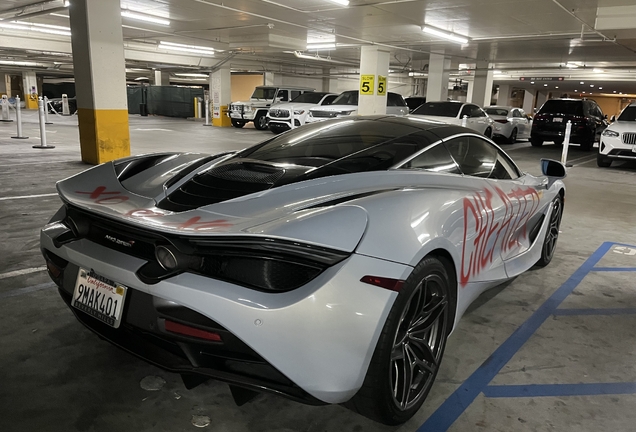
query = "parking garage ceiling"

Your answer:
(2, 0), (636, 94)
